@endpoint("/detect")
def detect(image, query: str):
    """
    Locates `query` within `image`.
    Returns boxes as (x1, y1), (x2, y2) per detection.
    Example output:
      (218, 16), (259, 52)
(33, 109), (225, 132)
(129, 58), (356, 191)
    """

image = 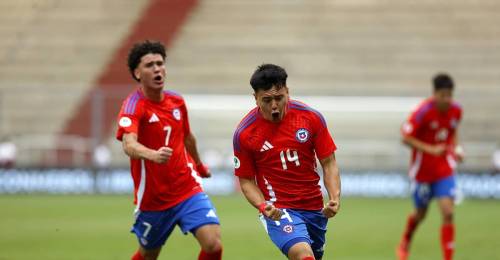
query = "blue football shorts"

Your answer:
(259, 208), (328, 259)
(412, 175), (456, 208)
(131, 192), (220, 249)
